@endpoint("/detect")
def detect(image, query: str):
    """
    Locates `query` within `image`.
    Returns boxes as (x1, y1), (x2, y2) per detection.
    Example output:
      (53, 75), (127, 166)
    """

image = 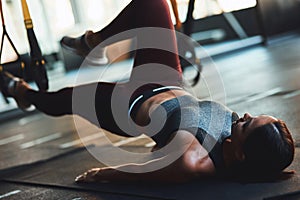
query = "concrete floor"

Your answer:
(0, 32), (300, 199)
